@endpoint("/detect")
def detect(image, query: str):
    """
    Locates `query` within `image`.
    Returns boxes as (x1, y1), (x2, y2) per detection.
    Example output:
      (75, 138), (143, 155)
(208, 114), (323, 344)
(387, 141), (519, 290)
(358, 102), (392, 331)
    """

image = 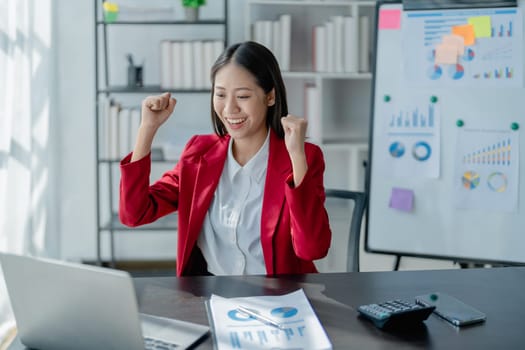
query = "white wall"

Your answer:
(57, 0), (97, 261)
